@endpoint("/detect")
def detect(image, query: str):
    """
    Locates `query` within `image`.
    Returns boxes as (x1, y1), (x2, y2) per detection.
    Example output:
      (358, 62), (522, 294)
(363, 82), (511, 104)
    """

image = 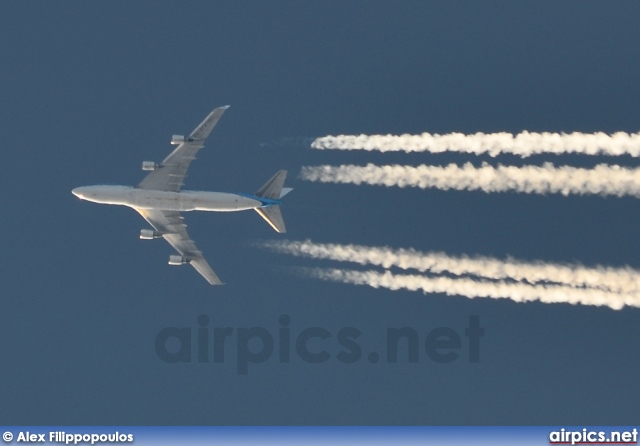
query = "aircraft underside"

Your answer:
(72, 106), (292, 284)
